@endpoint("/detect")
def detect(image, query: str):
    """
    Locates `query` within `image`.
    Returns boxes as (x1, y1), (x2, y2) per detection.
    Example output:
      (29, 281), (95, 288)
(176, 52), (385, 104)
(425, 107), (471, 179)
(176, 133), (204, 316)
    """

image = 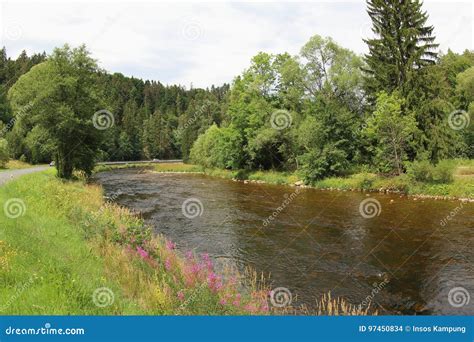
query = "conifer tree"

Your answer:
(363, 0), (438, 100)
